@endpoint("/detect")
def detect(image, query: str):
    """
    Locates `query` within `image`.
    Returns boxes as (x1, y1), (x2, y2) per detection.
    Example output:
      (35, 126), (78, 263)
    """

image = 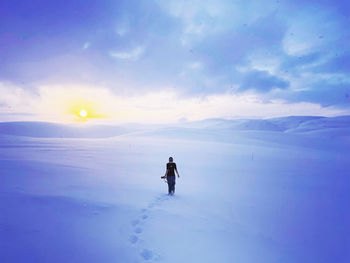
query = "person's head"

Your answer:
(169, 157), (173, 162)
